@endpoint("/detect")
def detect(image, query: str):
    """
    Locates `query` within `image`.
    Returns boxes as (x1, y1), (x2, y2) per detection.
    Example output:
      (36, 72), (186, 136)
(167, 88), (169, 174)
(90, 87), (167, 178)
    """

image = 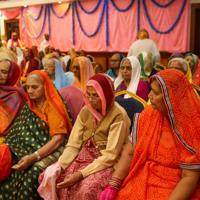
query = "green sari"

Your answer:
(0, 103), (67, 200)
